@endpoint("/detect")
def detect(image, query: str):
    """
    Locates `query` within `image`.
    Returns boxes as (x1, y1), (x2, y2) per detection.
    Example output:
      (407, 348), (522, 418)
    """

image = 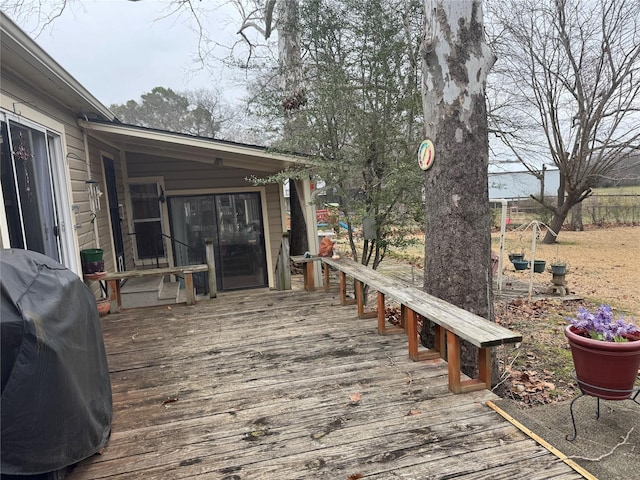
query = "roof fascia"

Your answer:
(79, 120), (310, 166)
